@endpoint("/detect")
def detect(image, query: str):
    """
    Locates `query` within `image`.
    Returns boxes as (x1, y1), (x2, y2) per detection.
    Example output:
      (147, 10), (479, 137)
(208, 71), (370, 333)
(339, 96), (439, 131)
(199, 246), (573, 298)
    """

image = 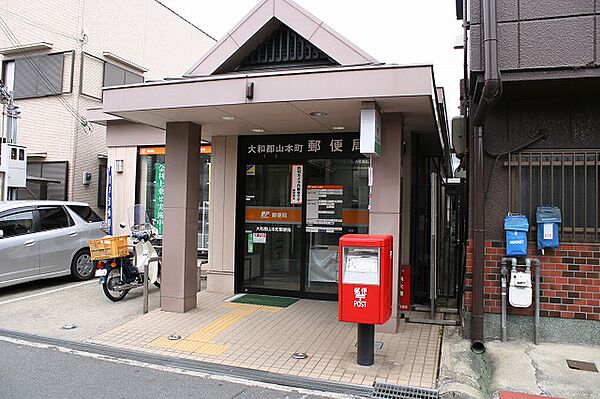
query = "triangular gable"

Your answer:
(185, 0), (377, 77)
(237, 22), (336, 71)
